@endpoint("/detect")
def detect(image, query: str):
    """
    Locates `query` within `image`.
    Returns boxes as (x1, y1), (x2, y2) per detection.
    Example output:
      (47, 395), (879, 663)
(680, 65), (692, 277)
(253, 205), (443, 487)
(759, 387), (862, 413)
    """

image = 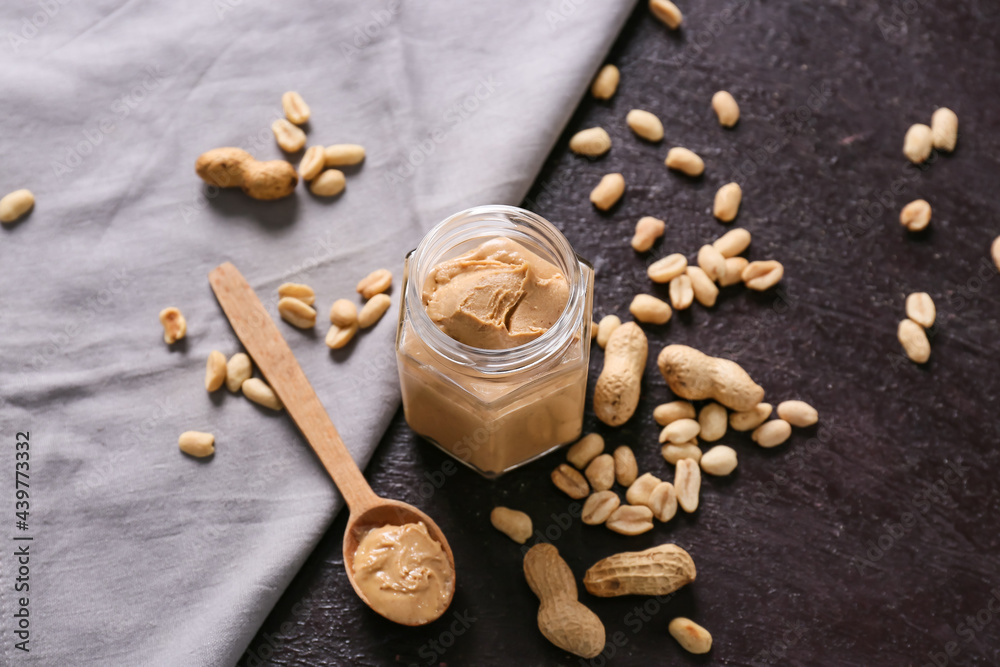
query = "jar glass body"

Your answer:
(395, 205), (594, 478)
